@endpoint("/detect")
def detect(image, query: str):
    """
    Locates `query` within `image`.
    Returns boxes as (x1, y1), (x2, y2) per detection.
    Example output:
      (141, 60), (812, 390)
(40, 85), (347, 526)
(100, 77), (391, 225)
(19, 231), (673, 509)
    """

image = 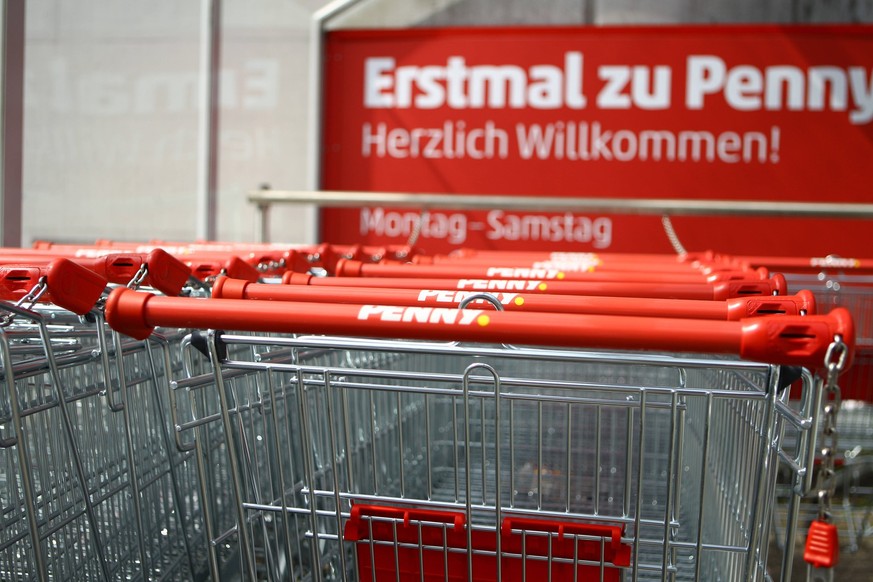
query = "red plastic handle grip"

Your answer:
(418, 255), (761, 278)
(80, 254), (145, 284)
(334, 258), (762, 285)
(0, 266), (48, 300)
(285, 272), (785, 301)
(186, 256), (260, 282)
(725, 290), (816, 320)
(213, 277), (816, 320)
(104, 287), (853, 369)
